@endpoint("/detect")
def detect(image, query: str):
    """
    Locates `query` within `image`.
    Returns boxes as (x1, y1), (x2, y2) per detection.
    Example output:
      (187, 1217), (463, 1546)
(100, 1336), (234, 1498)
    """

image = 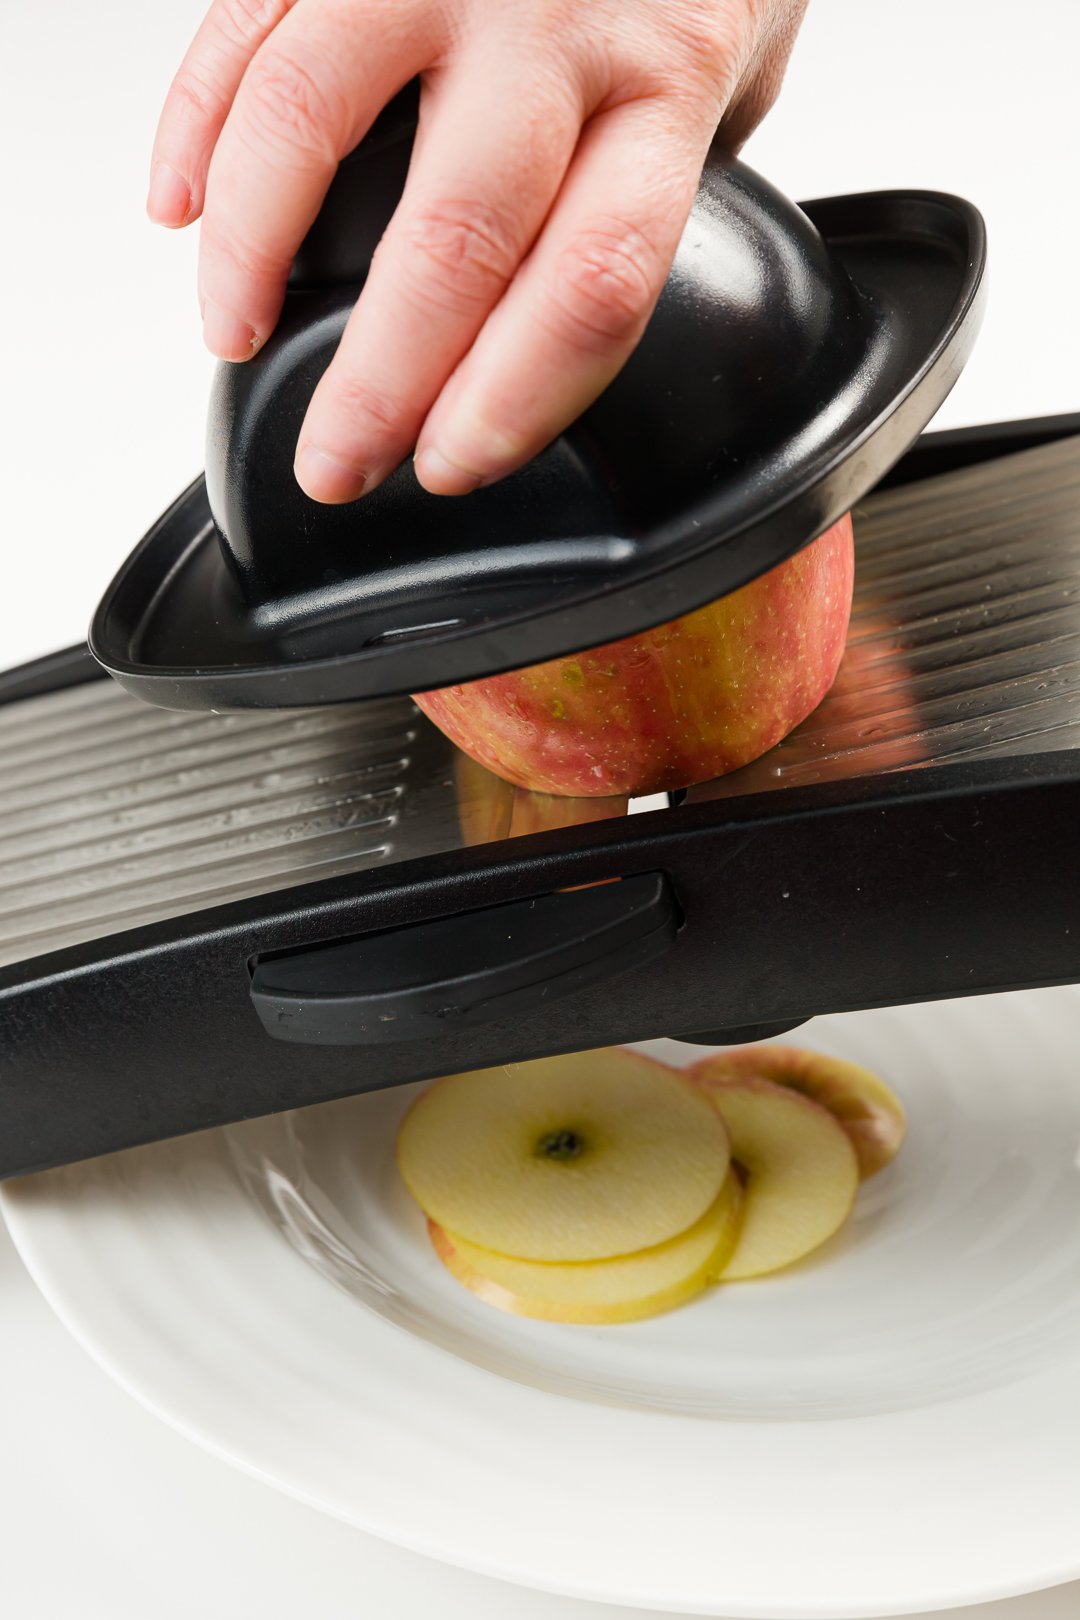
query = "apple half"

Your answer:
(414, 514), (855, 797)
(428, 1174), (743, 1324)
(691, 1046), (905, 1180)
(396, 1049), (731, 1262)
